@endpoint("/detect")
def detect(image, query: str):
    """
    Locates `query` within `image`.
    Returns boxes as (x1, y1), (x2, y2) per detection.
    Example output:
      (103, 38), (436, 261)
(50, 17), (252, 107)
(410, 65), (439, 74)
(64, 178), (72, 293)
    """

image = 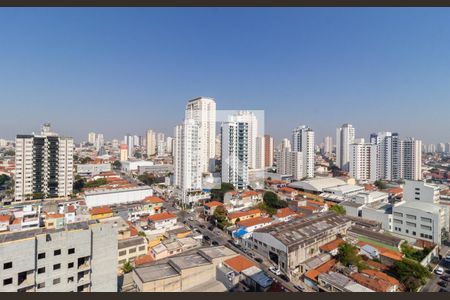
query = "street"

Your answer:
(421, 247), (450, 292)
